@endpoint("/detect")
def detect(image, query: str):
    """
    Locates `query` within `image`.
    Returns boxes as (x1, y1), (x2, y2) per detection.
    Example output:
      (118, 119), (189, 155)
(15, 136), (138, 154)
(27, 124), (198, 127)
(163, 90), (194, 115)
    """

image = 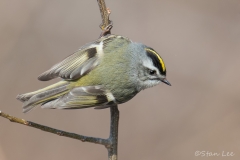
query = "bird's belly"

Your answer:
(112, 88), (138, 104)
